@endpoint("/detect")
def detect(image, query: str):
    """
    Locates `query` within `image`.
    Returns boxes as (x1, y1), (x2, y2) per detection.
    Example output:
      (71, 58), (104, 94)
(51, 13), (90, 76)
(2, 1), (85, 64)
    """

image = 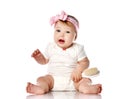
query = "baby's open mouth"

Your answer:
(58, 39), (65, 43)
